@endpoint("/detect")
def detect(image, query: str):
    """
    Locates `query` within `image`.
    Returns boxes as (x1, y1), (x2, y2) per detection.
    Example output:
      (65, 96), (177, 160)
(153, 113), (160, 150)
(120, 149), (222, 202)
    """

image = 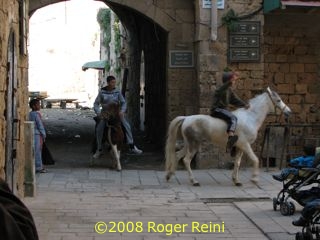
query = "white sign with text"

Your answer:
(202, 0), (225, 9)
